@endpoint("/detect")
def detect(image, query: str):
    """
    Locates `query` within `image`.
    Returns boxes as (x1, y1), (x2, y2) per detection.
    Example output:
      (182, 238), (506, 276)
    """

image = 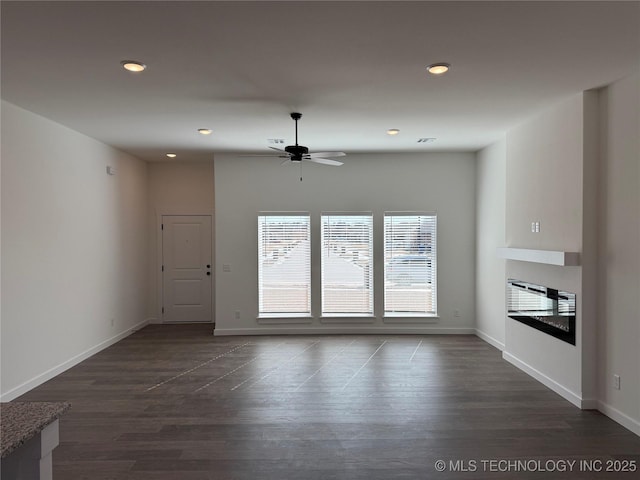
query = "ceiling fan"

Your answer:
(244, 112), (346, 166)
